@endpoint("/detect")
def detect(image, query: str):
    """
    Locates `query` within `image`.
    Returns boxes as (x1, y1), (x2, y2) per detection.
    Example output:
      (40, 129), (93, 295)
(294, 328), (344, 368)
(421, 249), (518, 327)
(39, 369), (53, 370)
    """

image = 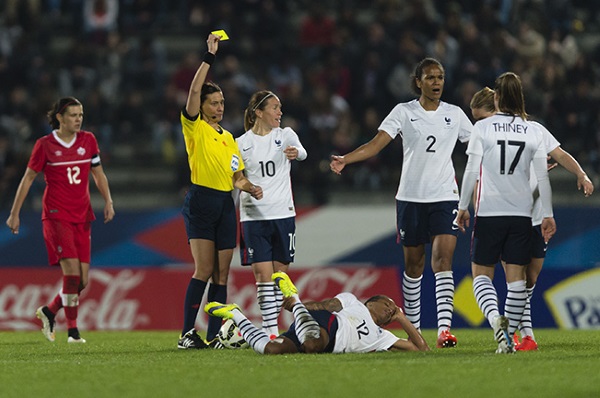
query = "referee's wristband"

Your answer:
(203, 52), (215, 65)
